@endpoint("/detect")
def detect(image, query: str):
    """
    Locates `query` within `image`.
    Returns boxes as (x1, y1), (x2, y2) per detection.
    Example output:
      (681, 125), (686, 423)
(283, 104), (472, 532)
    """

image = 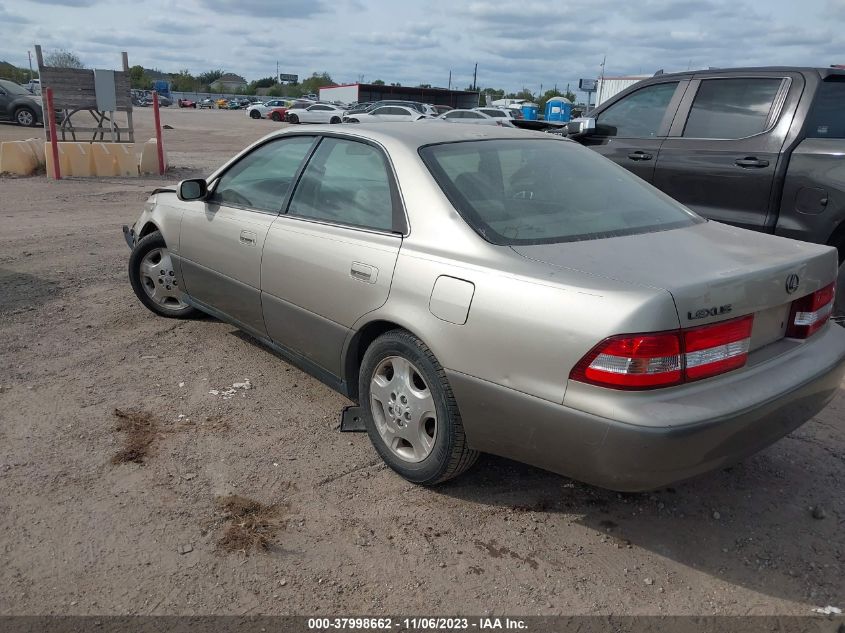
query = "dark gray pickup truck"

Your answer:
(567, 67), (845, 314)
